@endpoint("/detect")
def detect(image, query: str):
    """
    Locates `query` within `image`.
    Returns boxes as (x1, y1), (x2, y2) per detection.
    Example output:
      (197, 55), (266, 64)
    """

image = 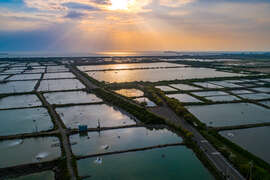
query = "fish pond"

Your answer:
(9, 74), (41, 81)
(187, 103), (270, 127)
(193, 82), (223, 89)
(155, 86), (177, 92)
(170, 84), (202, 91)
(192, 91), (228, 97)
(250, 87), (270, 93)
(56, 104), (136, 128)
(220, 126), (270, 164)
(78, 62), (185, 71)
(44, 91), (102, 105)
(87, 68), (242, 83)
(230, 90), (254, 95)
(77, 146), (213, 180)
(0, 108), (53, 136)
(38, 79), (85, 92)
(0, 95), (42, 109)
(70, 127), (182, 156)
(0, 80), (37, 94)
(168, 94), (202, 103)
(0, 137), (61, 168)
(114, 89), (144, 97)
(43, 72), (75, 79)
(238, 93), (270, 100)
(209, 81), (242, 88)
(205, 95), (239, 102)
